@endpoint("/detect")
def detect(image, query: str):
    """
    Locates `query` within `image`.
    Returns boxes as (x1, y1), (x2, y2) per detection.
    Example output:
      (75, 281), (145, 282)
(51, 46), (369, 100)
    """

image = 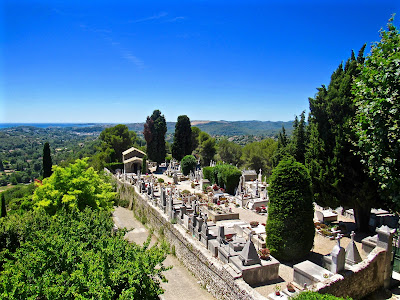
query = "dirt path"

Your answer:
(112, 206), (215, 300)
